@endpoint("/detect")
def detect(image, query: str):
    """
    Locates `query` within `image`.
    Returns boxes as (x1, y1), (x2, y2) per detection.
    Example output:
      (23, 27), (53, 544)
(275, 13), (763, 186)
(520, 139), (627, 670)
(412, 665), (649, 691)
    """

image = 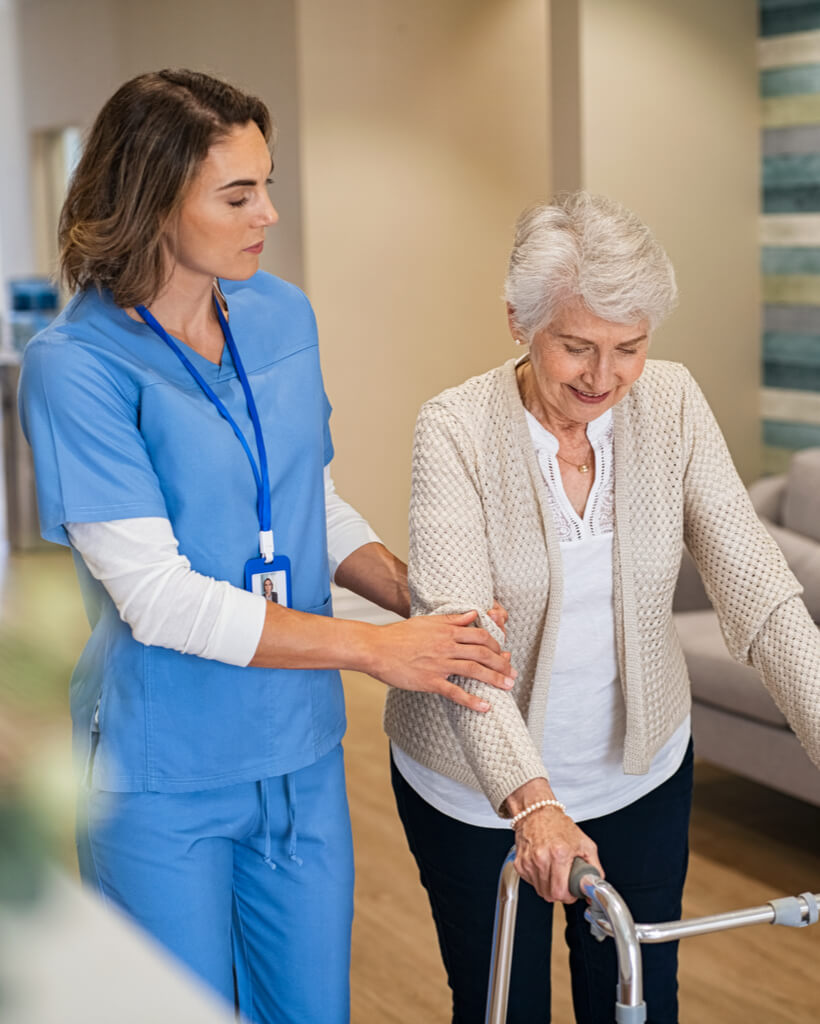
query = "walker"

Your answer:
(484, 847), (820, 1023)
